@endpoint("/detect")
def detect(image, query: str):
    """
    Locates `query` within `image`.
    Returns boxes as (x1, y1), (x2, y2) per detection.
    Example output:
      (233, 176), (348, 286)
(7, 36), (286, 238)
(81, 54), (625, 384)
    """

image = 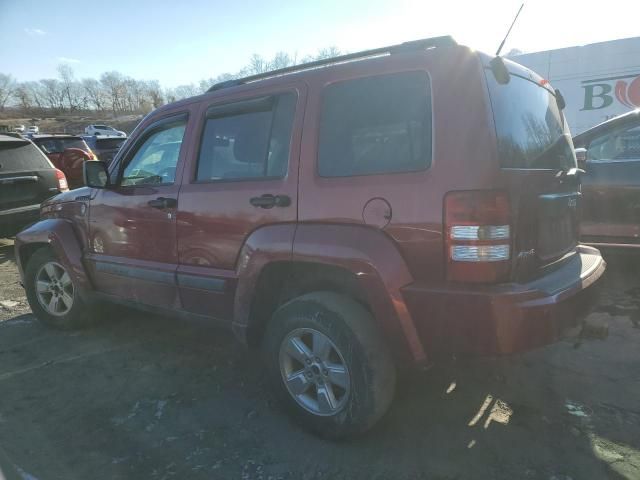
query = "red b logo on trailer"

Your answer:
(615, 75), (640, 108)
